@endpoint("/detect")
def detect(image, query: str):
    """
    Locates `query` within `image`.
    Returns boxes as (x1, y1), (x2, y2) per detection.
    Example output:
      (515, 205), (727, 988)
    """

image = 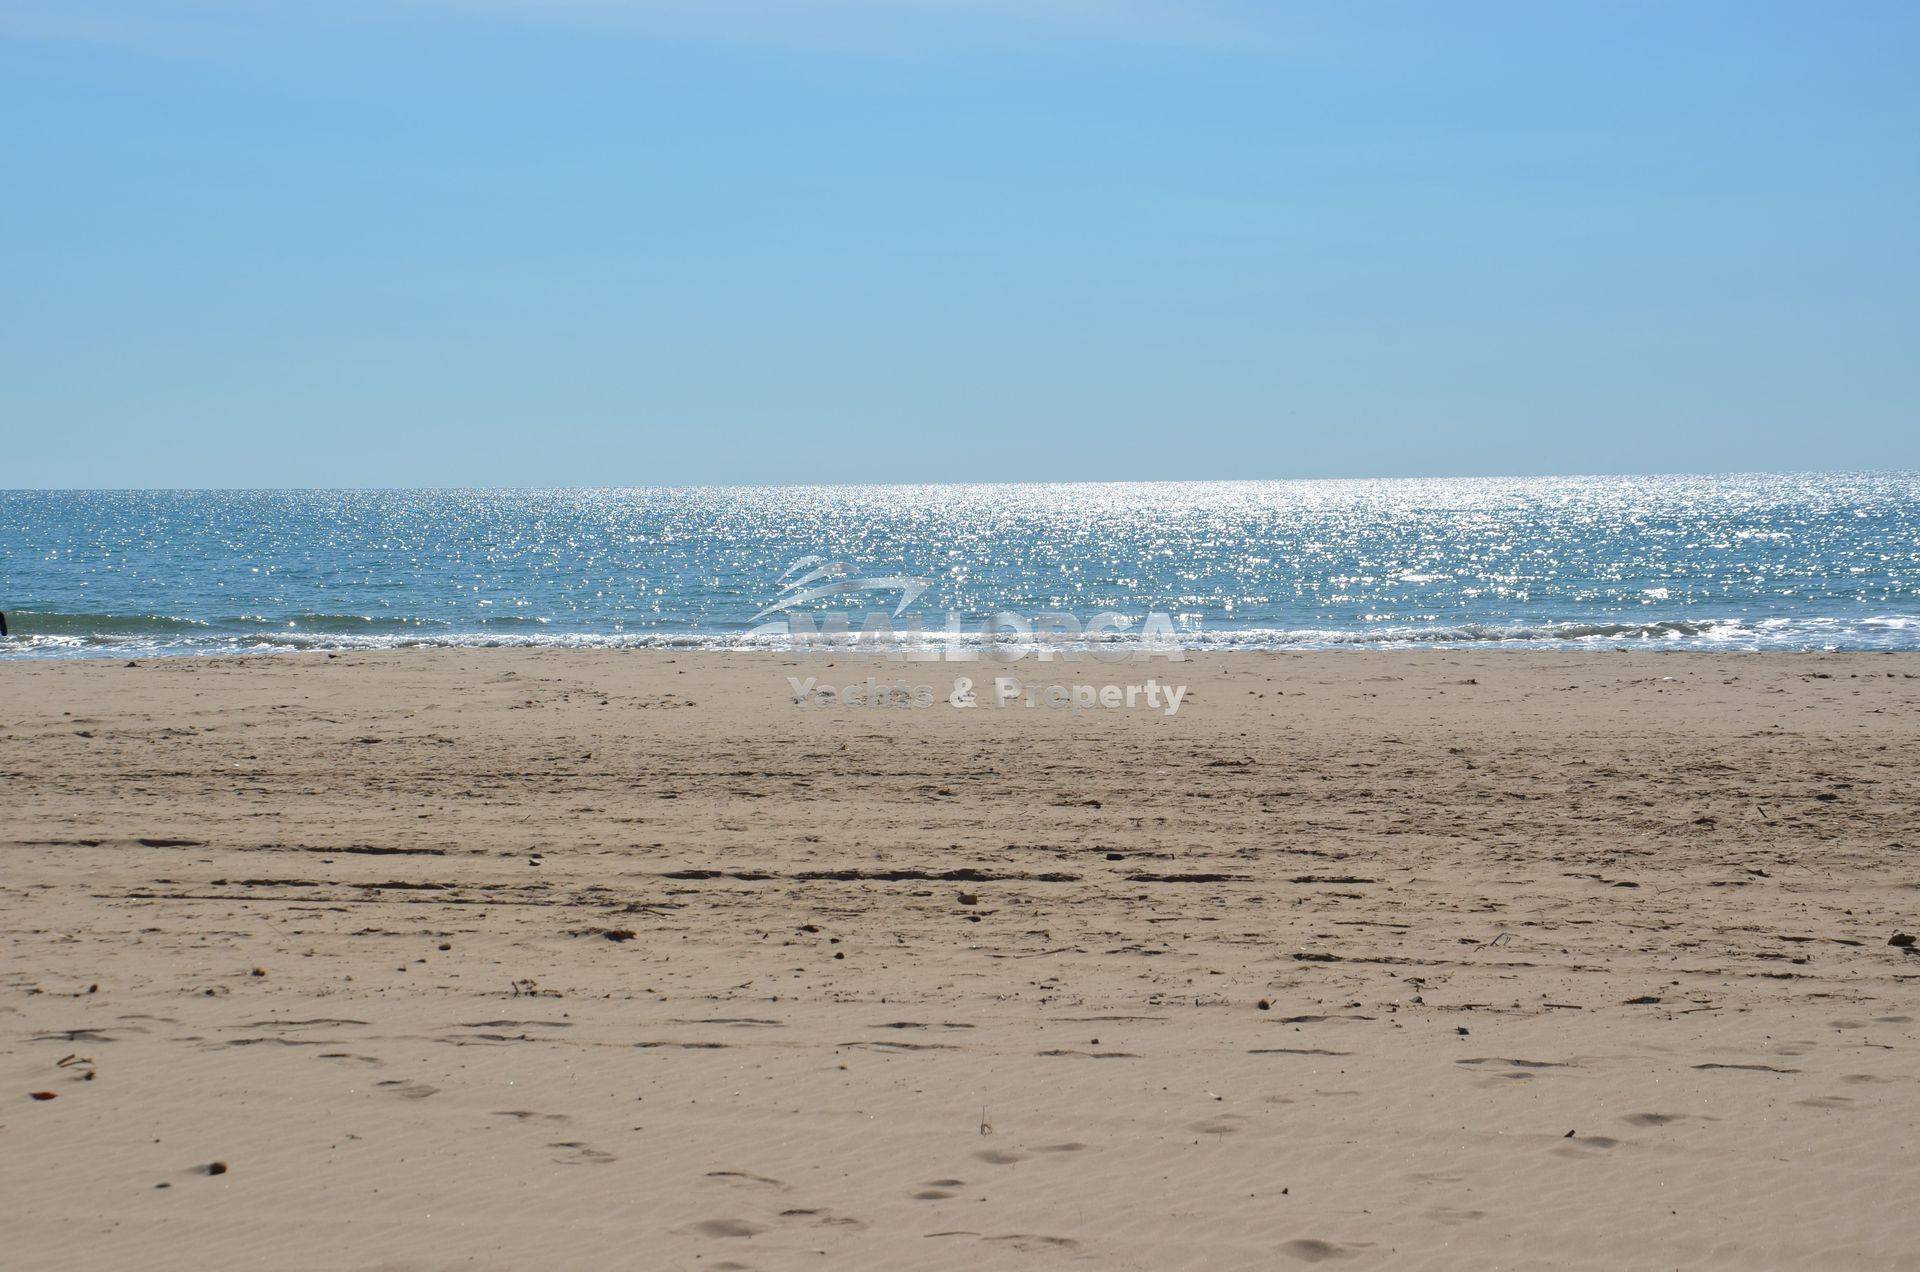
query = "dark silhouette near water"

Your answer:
(0, 611), (8, 638)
